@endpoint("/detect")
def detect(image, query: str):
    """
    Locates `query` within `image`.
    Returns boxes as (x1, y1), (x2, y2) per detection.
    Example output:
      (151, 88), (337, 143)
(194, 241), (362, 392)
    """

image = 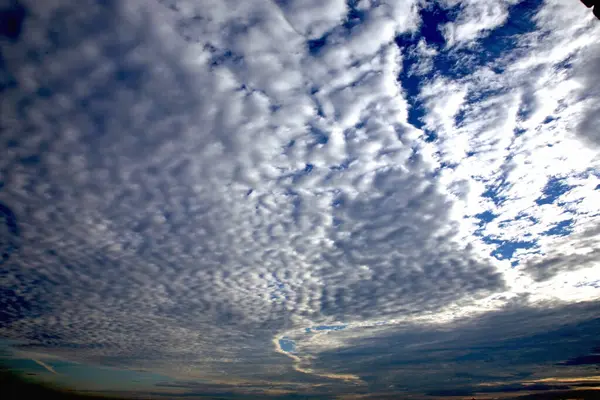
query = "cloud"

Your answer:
(575, 43), (600, 147)
(32, 359), (57, 374)
(0, 0), (599, 398)
(523, 222), (600, 281)
(286, 300), (600, 396)
(269, 0), (348, 39)
(440, 0), (512, 46)
(409, 0), (600, 279)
